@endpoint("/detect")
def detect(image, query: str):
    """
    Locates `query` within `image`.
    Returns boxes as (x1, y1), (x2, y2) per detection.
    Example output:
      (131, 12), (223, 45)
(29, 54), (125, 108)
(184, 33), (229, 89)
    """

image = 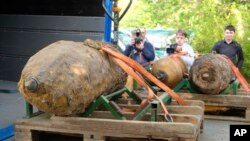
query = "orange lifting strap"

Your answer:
(169, 53), (187, 75)
(113, 57), (170, 116)
(222, 56), (250, 94)
(100, 45), (186, 106)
